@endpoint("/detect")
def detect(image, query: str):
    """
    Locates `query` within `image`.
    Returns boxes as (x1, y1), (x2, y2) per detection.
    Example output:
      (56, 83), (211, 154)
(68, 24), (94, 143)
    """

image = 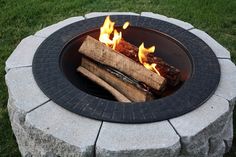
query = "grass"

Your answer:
(0, 0), (235, 156)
